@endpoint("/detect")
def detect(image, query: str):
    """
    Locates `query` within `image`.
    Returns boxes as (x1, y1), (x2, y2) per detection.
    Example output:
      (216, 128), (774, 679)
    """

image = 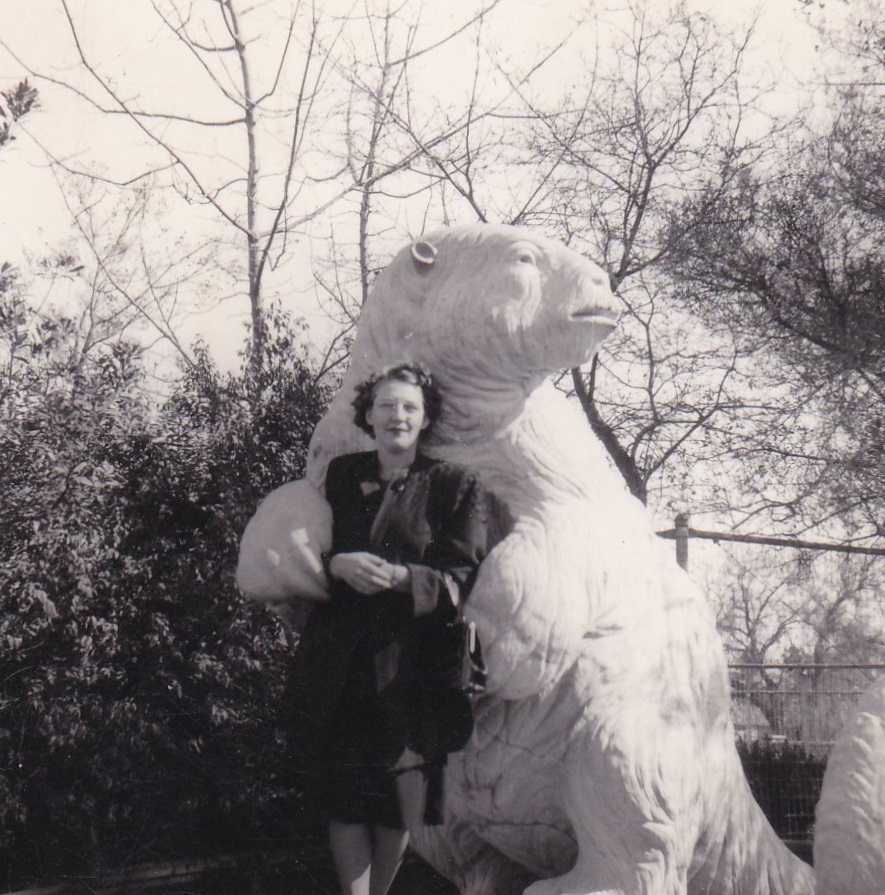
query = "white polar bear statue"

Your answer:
(303, 224), (815, 895)
(814, 675), (885, 895)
